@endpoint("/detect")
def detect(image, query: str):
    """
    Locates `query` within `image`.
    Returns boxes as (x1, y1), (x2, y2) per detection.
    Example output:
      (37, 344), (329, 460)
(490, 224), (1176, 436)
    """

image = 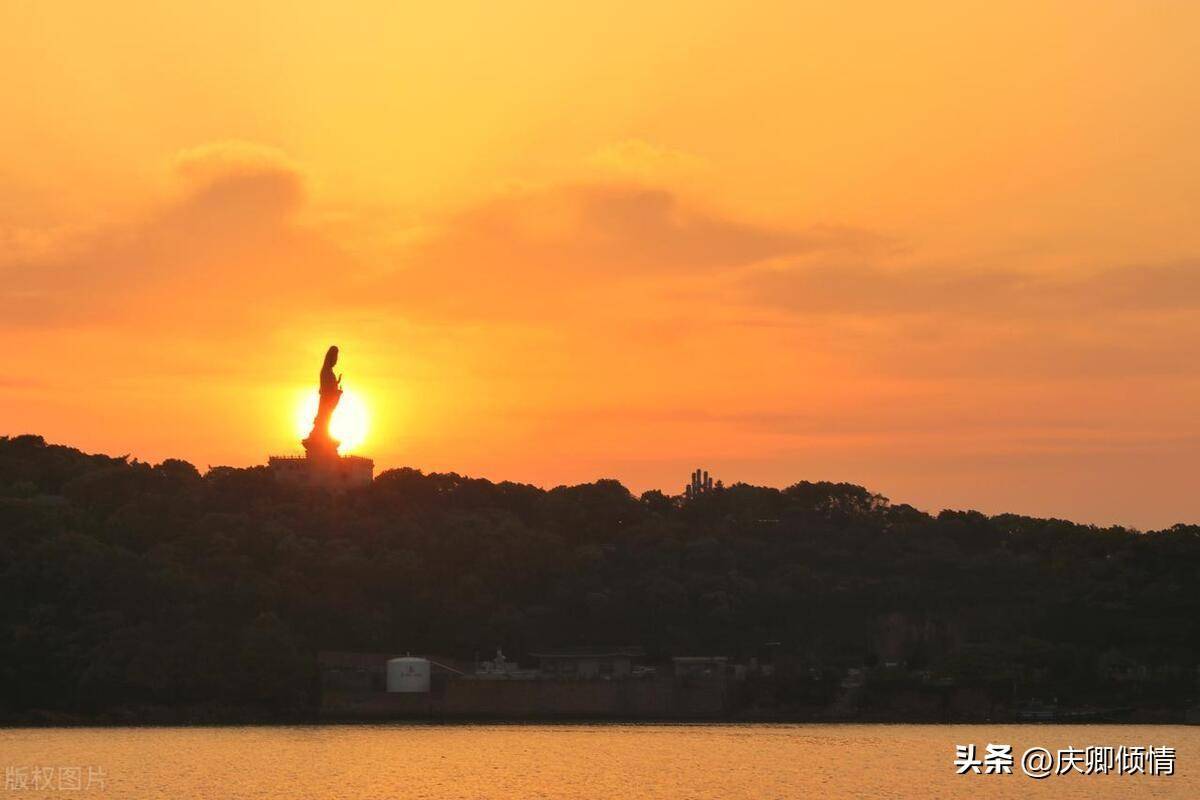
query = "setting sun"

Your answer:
(295, 387), (369, 453)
